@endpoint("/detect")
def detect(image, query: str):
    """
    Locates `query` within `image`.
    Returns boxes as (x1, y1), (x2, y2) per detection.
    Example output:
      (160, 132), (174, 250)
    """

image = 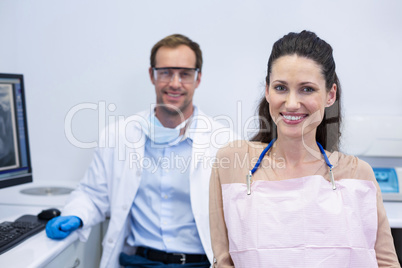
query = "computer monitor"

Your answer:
(0, 73), (32, 189)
